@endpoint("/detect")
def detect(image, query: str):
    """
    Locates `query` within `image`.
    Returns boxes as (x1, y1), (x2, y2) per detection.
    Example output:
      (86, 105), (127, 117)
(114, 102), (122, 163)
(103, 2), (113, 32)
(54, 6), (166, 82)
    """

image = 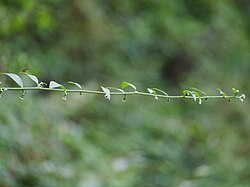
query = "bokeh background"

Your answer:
(0, 0), (250, 186)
